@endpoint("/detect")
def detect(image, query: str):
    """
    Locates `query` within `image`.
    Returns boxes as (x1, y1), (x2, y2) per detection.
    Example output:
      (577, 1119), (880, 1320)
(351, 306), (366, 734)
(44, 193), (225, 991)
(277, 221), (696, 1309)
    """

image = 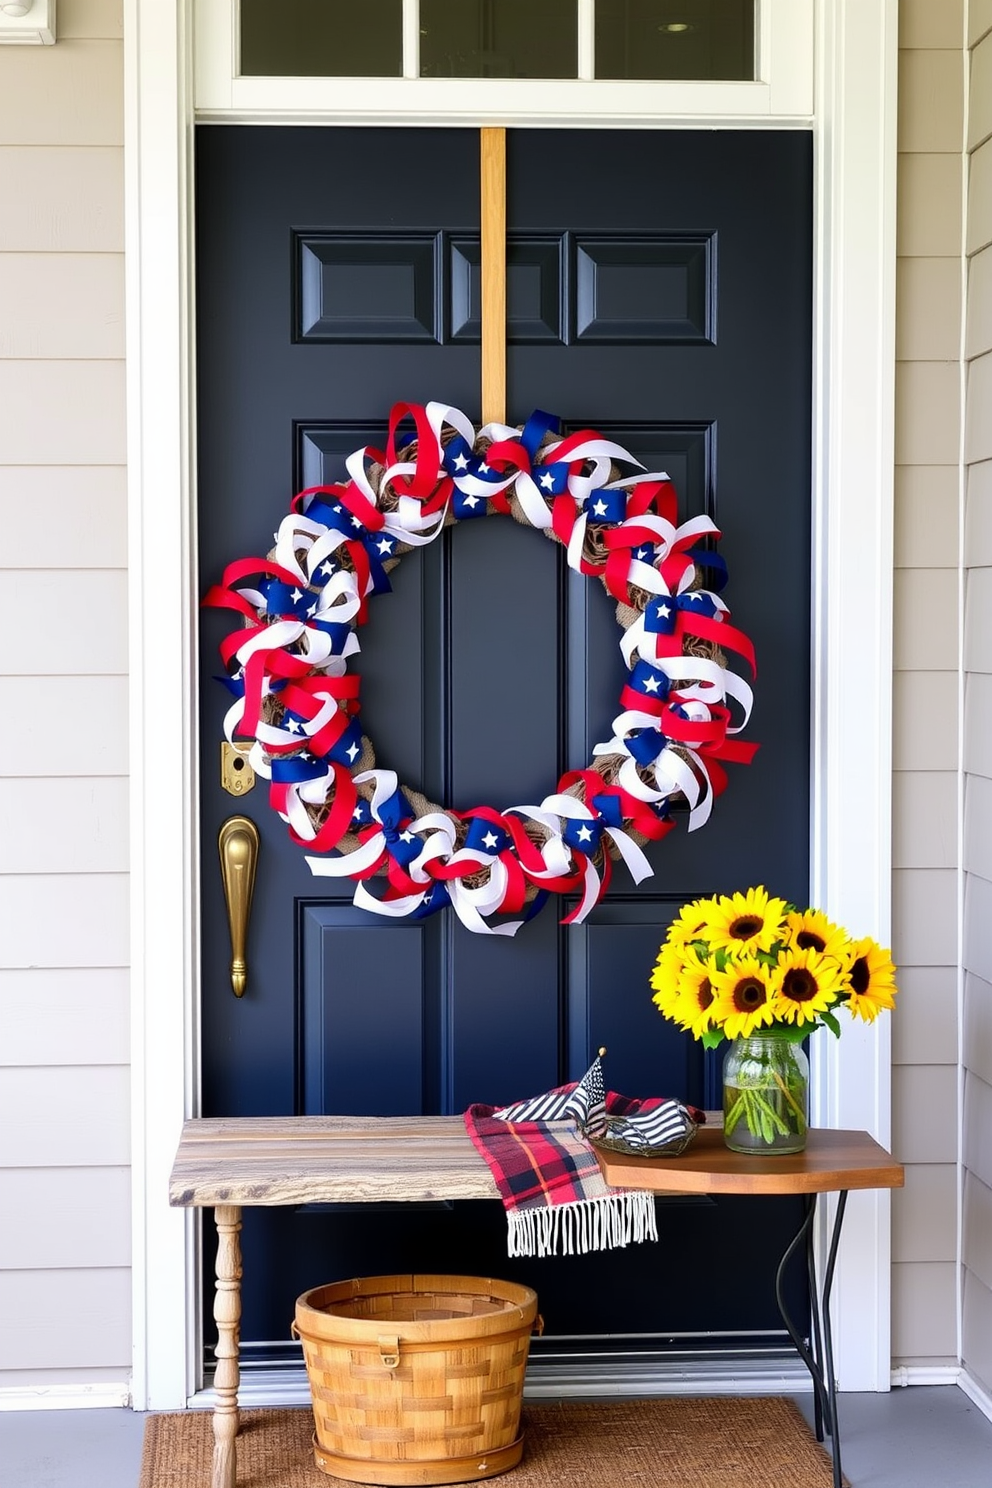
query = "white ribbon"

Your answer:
(594, 708), (702, 809)
(280, 767), (334, 841)
(305, 769), (402, 879)
(448, 862), (524, 937)
(540, 791), (654, 886)
(531, 791), (652, 925)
